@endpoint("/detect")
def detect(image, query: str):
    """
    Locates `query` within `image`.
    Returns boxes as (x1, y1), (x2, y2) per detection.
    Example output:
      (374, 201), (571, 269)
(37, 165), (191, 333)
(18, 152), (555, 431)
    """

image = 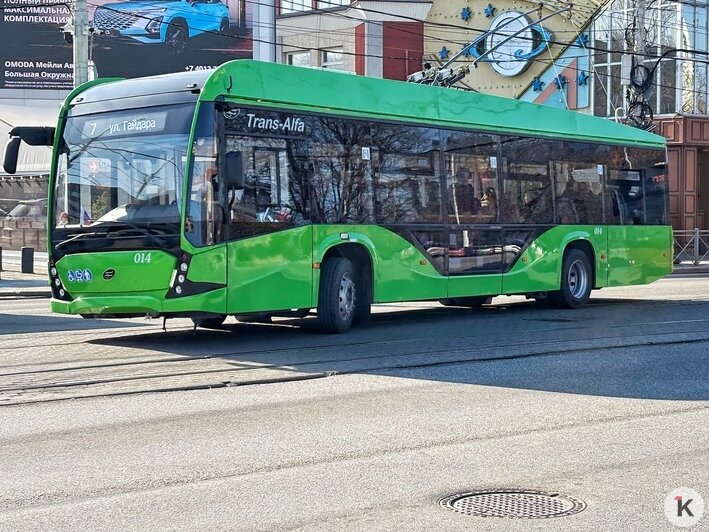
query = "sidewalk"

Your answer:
(0, 263), (51, 298)
(672, 261), (709, 274)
